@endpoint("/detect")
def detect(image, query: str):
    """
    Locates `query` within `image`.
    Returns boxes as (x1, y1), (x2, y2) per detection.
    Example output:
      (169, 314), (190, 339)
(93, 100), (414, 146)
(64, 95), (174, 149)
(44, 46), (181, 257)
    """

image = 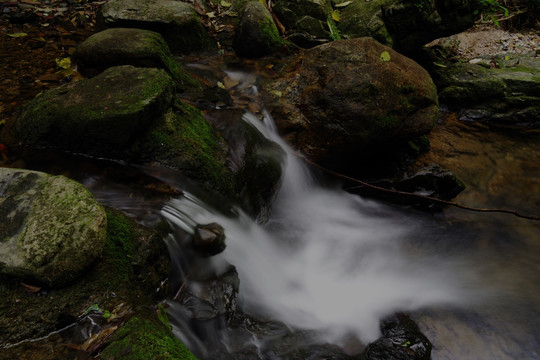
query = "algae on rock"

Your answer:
(0, 168), (107, 287)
